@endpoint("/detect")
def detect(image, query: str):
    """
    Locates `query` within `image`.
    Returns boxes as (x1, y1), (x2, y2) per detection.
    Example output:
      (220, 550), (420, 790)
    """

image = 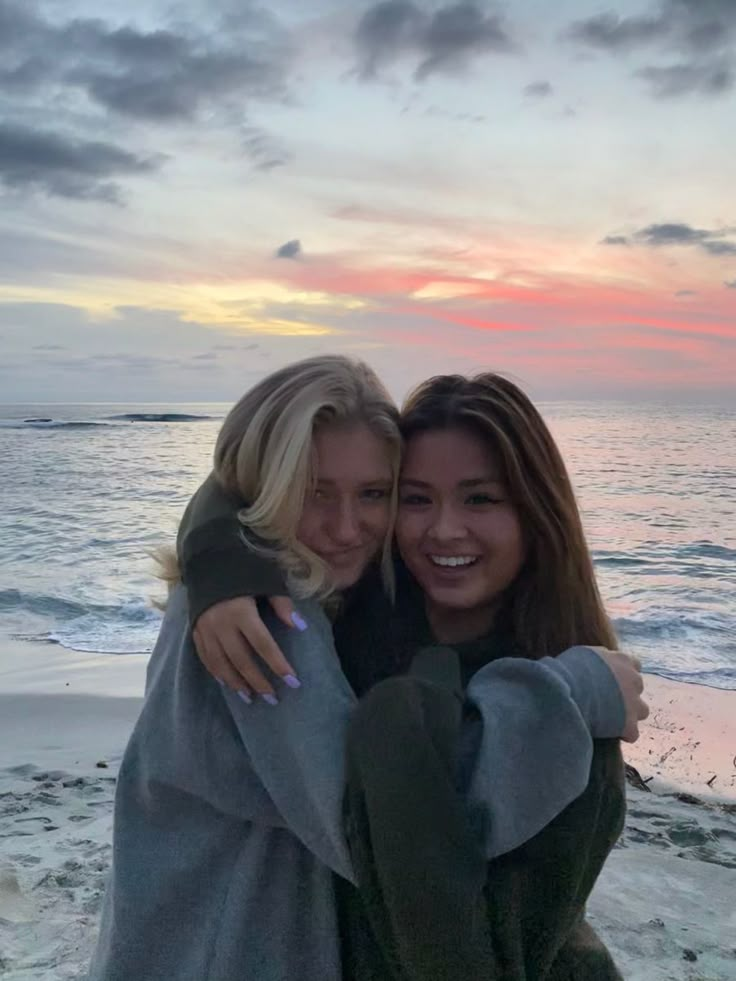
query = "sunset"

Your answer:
(1, 0), (734, 401)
